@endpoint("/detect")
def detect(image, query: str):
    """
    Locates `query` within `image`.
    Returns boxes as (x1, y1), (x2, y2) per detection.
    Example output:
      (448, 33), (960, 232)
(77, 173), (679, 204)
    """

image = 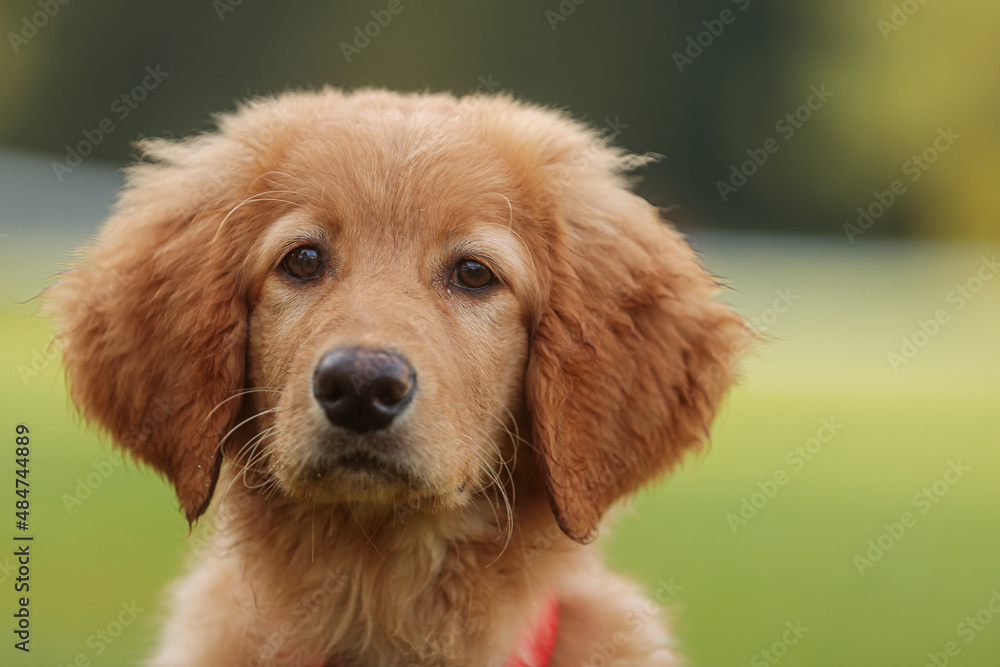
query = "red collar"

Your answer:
(504, 592), (561, 667)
